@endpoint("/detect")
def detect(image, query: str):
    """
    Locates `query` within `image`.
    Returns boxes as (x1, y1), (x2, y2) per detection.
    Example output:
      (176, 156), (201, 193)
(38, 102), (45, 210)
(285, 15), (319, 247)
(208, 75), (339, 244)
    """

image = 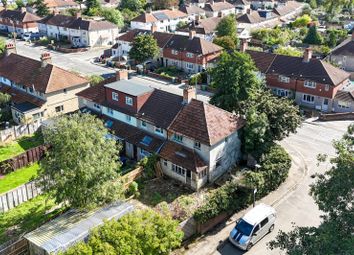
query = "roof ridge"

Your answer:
(44, 65), (55, 93)
(319, 60), (338, 85)
(201, 101), (212, 145)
